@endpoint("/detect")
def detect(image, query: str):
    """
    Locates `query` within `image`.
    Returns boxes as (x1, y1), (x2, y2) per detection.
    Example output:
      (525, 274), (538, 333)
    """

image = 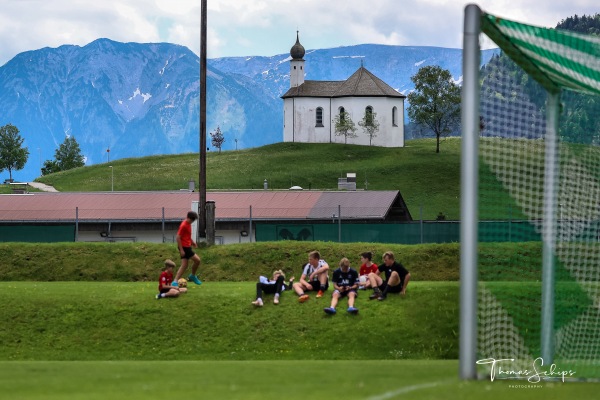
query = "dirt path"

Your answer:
(28, 182), (59, 192)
